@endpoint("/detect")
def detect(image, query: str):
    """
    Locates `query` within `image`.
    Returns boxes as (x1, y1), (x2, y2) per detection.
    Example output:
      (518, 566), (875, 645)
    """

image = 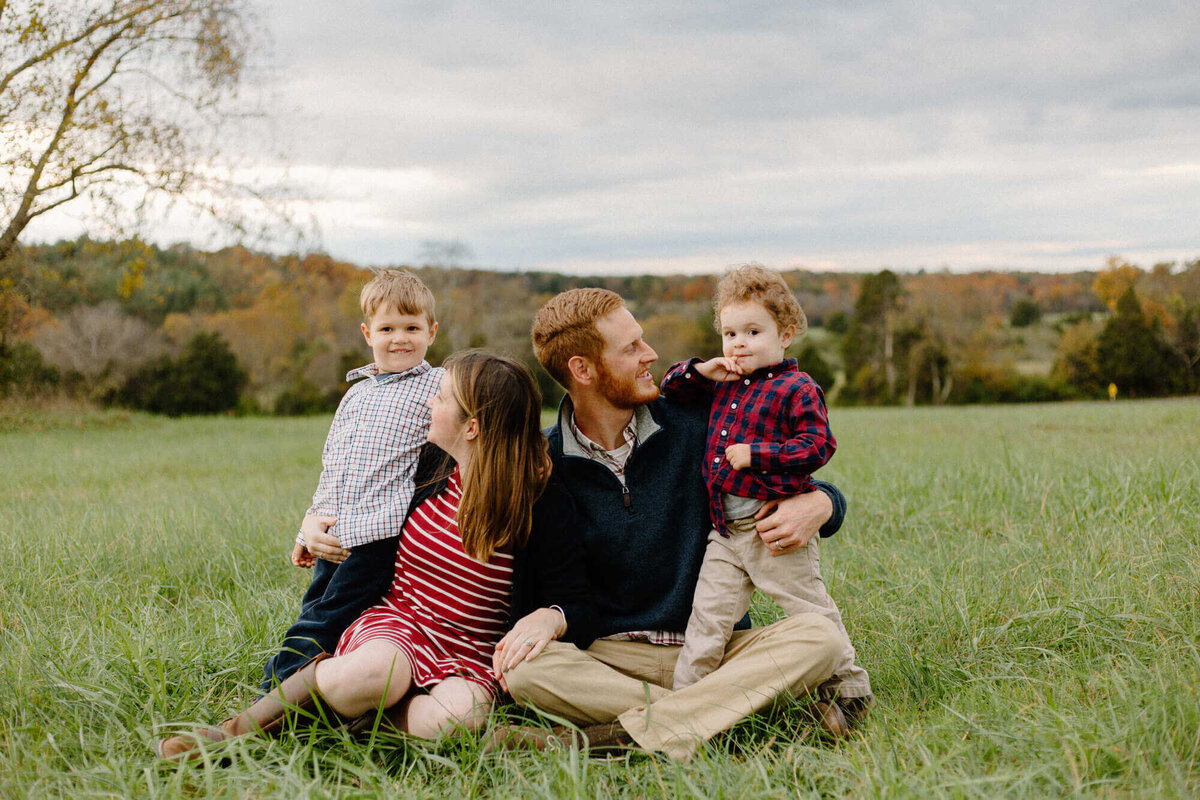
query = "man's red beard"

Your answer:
(595, 358), (659, 409)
